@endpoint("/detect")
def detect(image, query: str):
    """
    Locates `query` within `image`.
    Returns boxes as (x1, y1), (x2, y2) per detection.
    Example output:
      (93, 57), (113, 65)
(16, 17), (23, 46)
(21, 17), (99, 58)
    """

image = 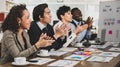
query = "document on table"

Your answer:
(90, 45), (106, 48)
(58, 47), (78, 52)
(98, 52), (120, 57)
(64, 54), (90, 61)
(109, 47), (120, 51)
(29, 57), (55, 65)
(87, 56), (113, 62)
(90, 42), (112, 49)
(49, 51), (67, 56)
(47, 60), (79, 67)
